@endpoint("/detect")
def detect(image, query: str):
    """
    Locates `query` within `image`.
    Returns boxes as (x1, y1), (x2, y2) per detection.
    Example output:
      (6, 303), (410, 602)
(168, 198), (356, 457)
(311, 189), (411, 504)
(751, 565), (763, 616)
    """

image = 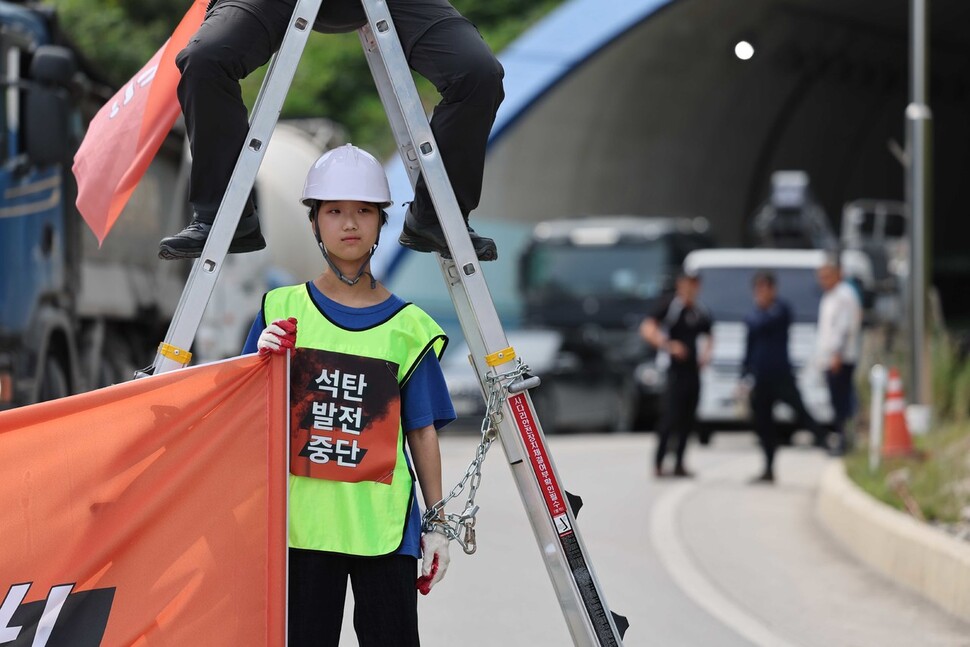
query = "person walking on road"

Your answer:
(159, 0), (504, 262)
(640, 271), (712, 478)
(243, 145), (456, 646)
(816, 258), (863, 456)
(742, 271), (826, 483)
